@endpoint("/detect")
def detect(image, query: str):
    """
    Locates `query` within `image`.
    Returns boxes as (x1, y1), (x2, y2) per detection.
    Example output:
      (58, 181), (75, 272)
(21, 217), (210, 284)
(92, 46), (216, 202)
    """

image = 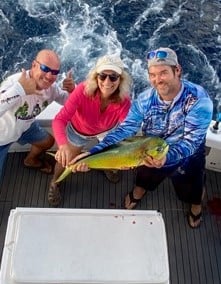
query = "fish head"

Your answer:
(144, 138), (169, 160)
